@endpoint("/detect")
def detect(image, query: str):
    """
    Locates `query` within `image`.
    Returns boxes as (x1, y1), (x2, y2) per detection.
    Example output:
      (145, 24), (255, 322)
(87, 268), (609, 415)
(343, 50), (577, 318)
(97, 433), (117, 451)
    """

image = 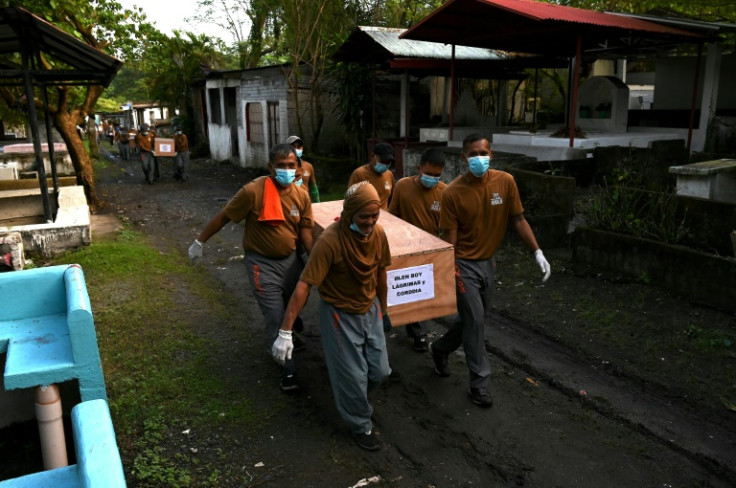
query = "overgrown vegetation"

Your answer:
(582, 185), (688, 244)
(51, 229), (272, 486)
